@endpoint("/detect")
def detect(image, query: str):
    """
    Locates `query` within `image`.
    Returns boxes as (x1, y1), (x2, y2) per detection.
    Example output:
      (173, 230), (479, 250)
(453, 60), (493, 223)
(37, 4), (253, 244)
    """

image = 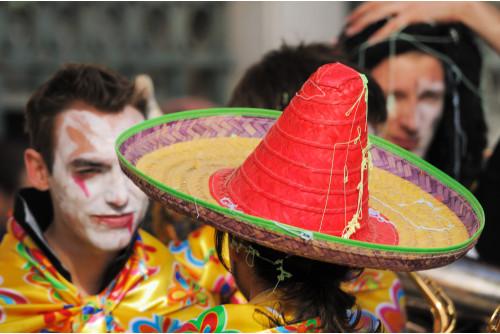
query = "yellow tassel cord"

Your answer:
(342, 74), (370, 239)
